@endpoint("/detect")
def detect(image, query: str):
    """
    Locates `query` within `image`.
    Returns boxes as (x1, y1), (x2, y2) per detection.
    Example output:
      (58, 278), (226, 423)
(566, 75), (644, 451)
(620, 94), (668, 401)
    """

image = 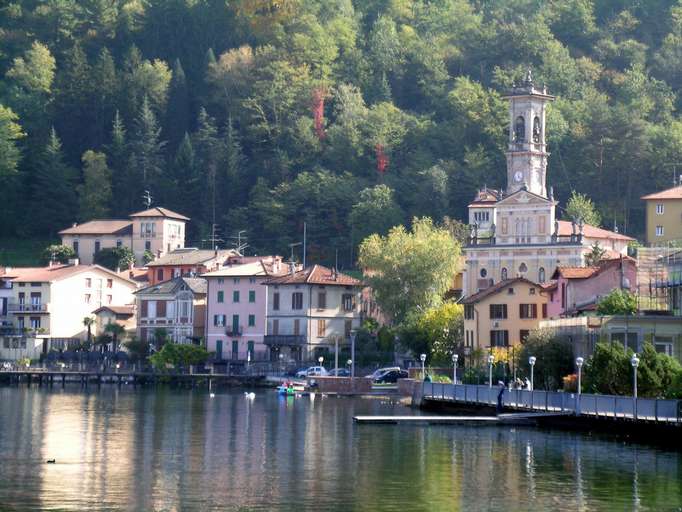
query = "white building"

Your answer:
(262, 265), (363, 361)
